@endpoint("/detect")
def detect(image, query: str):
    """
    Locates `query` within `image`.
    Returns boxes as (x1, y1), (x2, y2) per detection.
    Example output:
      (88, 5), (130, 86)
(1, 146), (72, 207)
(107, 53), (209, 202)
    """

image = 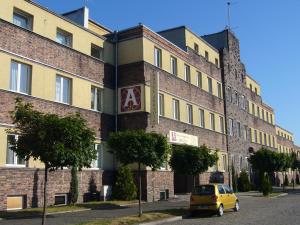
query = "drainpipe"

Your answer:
(114, 31), (118, 132)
